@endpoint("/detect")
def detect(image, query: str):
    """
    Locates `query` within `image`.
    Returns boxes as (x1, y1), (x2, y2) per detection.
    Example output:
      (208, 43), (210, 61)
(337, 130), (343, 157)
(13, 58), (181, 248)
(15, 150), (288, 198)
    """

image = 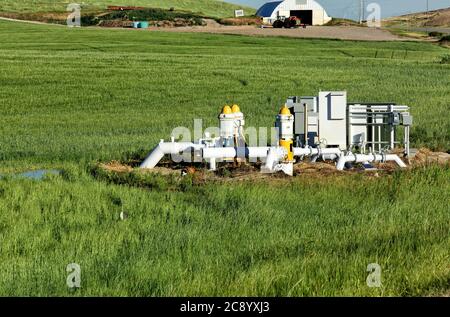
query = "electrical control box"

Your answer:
(318, 91), (347, 149)
(287, 96), (319, 147)
(289, 92), (348, 149)
(287, 91), (411, 155)
(401, 114), (413, 126)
